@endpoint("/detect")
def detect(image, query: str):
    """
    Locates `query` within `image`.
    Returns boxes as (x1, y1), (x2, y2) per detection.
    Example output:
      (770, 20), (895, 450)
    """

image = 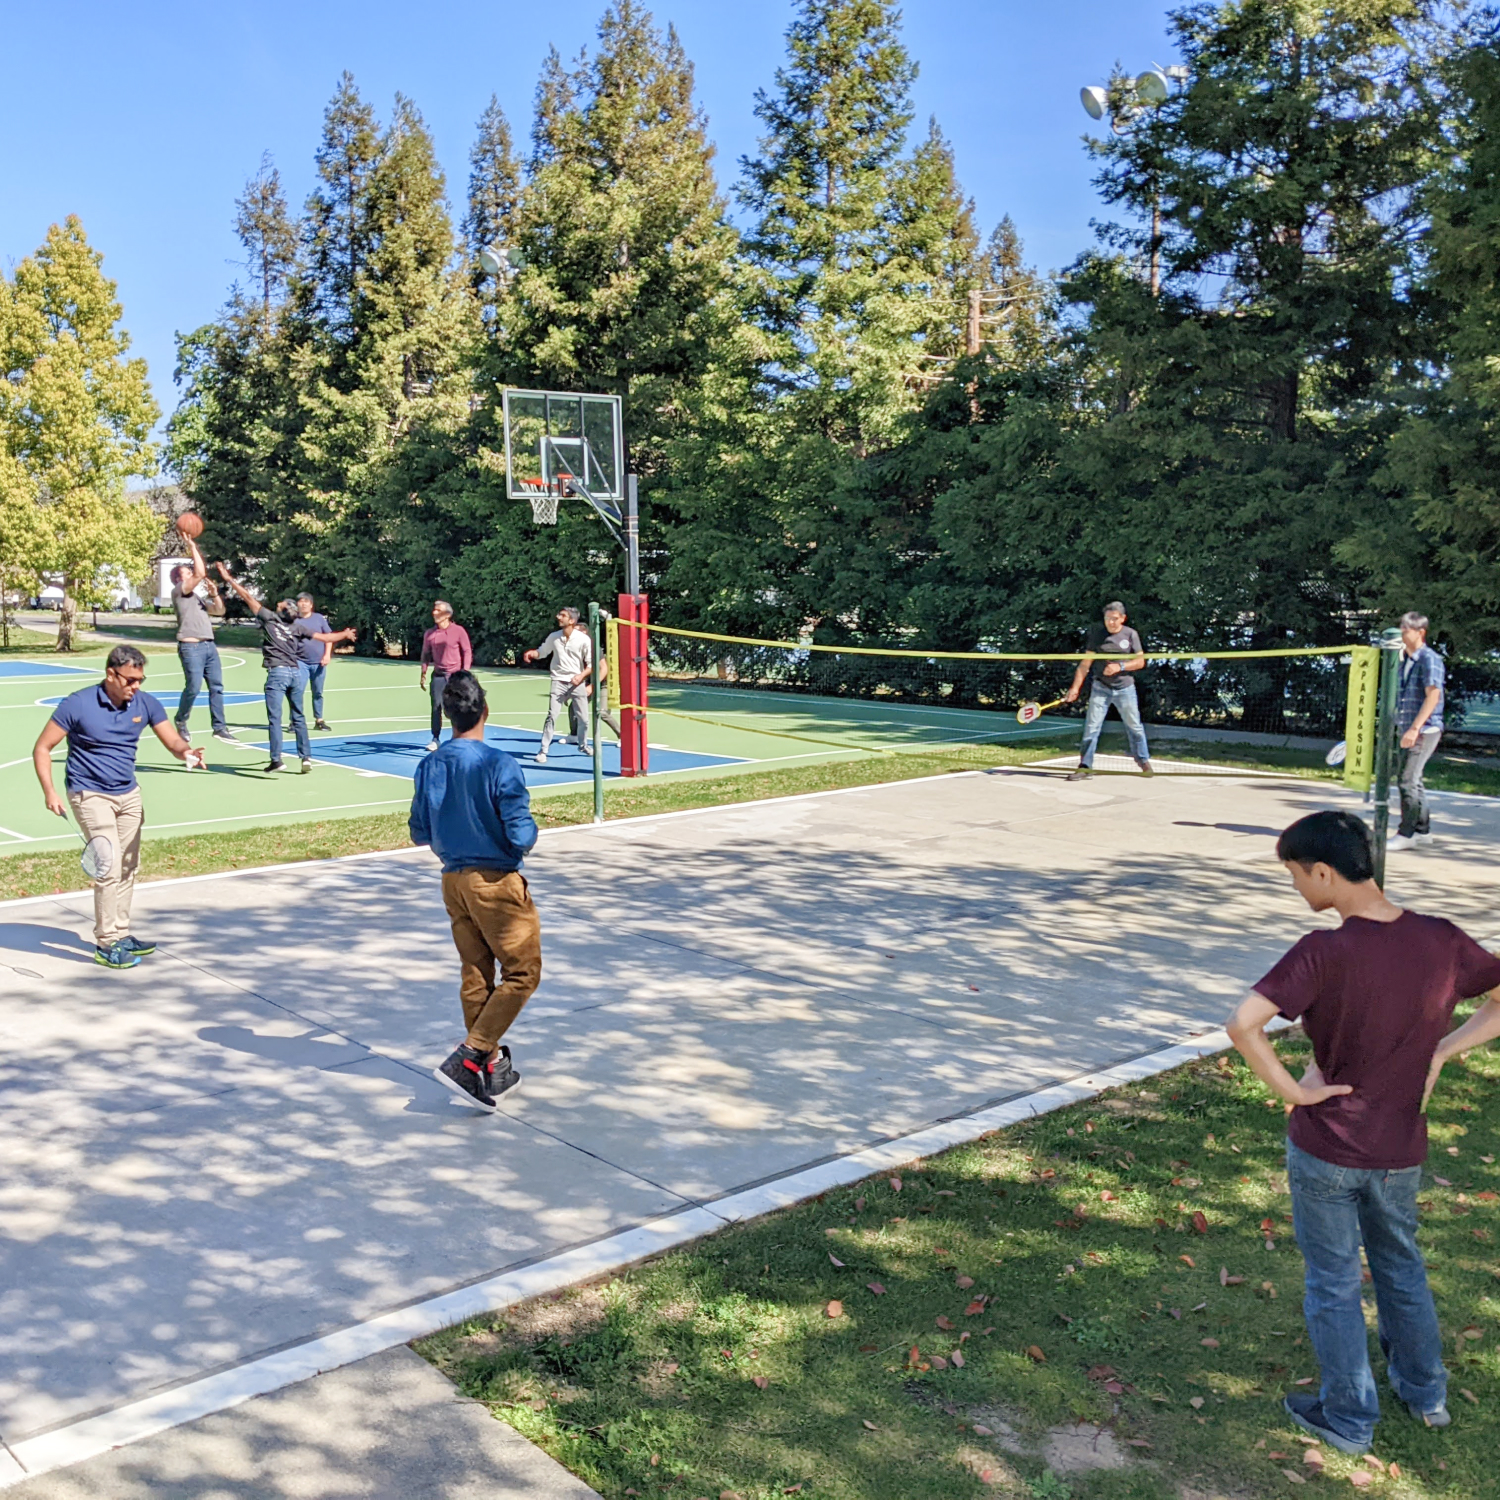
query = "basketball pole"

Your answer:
(589, 602), (605, 823)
